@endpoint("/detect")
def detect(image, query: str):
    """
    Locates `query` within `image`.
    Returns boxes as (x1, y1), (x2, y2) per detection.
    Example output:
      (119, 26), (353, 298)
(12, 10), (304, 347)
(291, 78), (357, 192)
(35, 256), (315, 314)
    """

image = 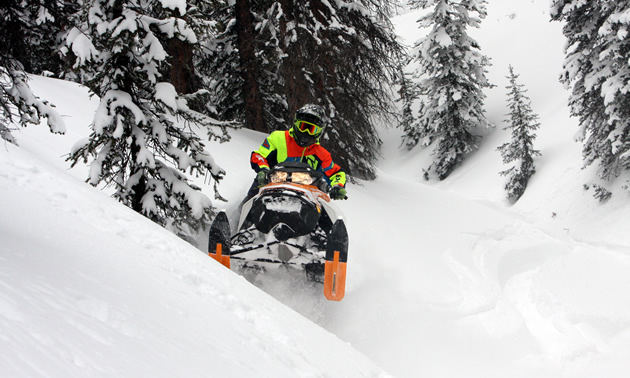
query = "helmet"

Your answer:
(292, 104), (327, 147)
